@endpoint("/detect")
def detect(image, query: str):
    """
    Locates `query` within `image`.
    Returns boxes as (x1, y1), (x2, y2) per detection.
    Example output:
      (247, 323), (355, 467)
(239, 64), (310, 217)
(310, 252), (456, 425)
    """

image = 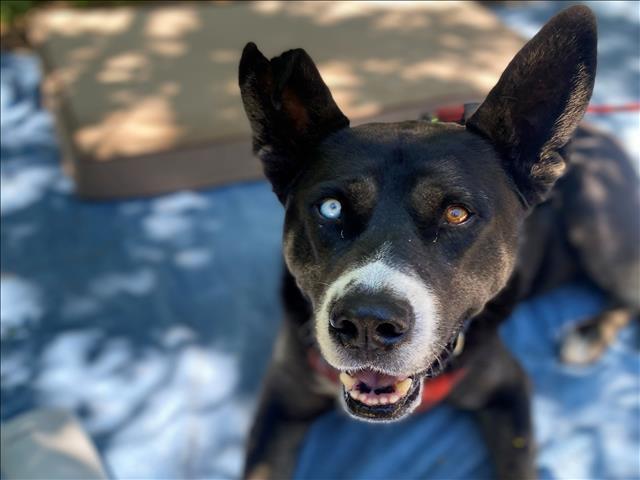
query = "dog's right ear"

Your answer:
(466, 5), (597, 207)
(239, 43), (349, 201)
